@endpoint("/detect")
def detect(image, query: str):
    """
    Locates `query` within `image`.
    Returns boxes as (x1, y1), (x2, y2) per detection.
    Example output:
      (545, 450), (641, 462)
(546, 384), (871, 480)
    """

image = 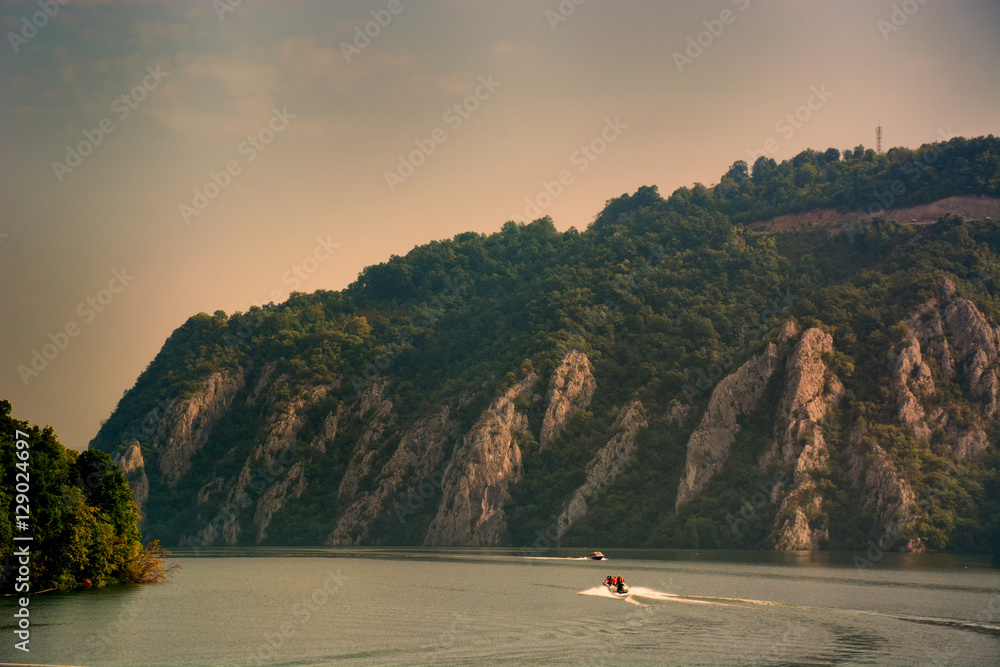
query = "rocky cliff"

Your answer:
(675, 322), (797, 509)
(891, 279), (999, 460)
(89, 176), (1000, 554)
(846, 423), (924, 553)
(114, 440), (149, 515)
(555, 400), (647, 540)
(423, 373), (538, 546)
(328, 406), (457, 545)
(539, 350), (596, 448)
(766, 328), (844, 550)
(149, 368), (246, 486)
